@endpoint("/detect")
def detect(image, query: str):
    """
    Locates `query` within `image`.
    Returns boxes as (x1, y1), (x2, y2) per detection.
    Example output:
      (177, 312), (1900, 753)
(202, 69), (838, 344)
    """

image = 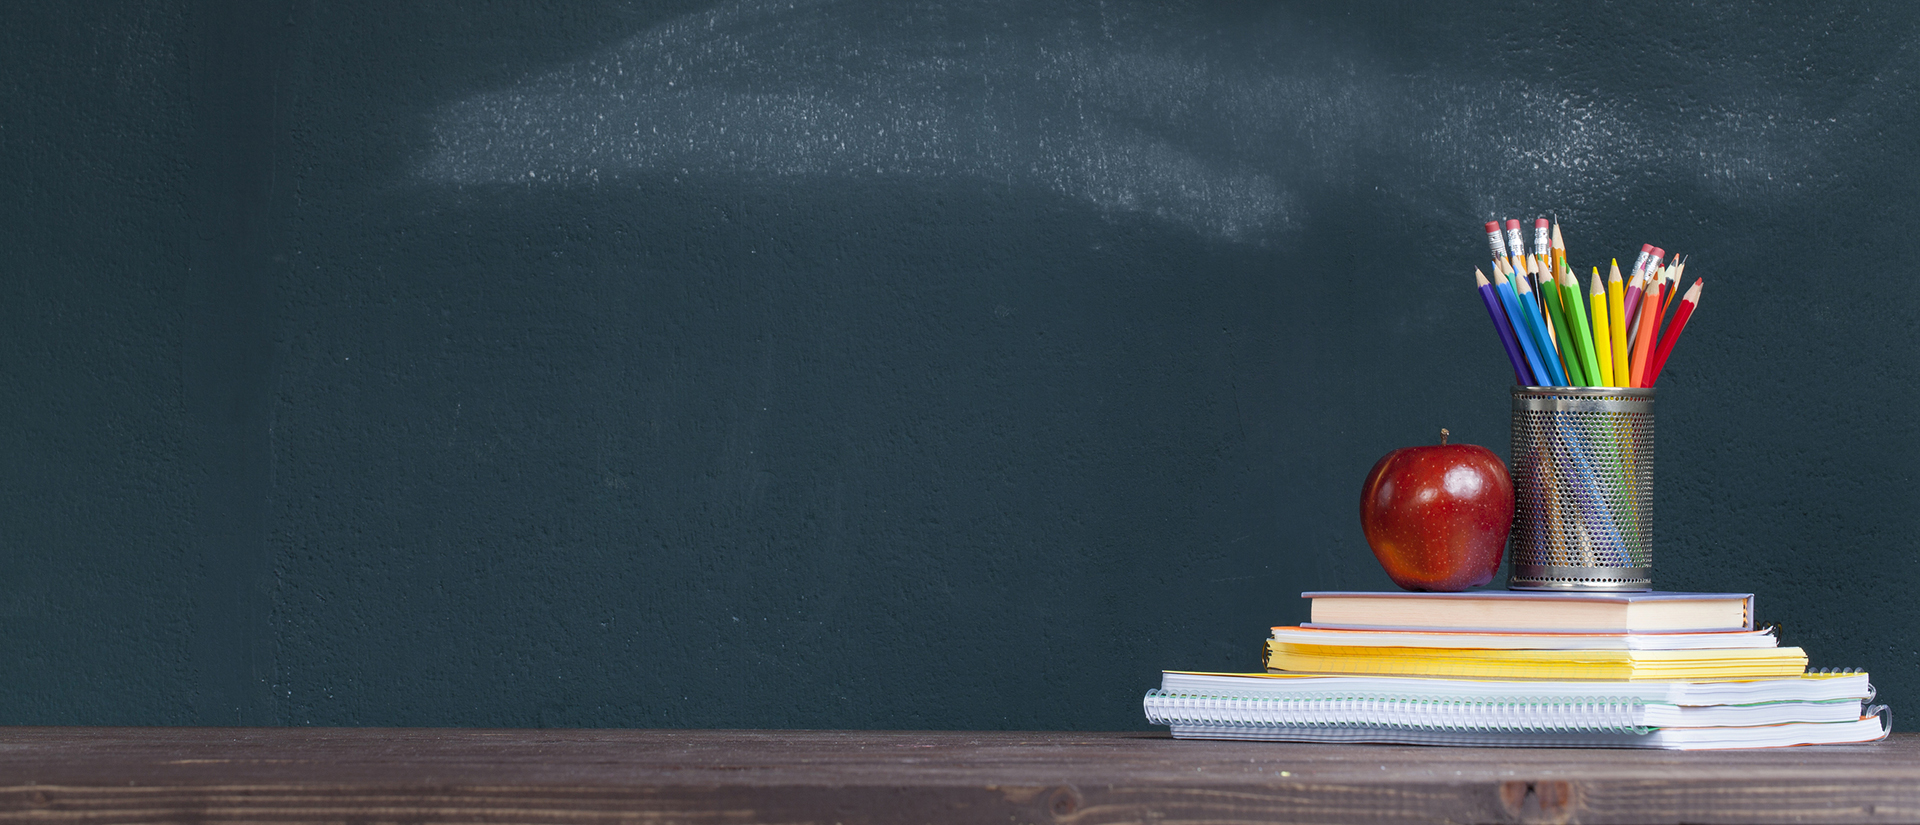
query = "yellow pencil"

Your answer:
(1589, 269), (1614, 387)
(1607, 259), (1629, 386)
